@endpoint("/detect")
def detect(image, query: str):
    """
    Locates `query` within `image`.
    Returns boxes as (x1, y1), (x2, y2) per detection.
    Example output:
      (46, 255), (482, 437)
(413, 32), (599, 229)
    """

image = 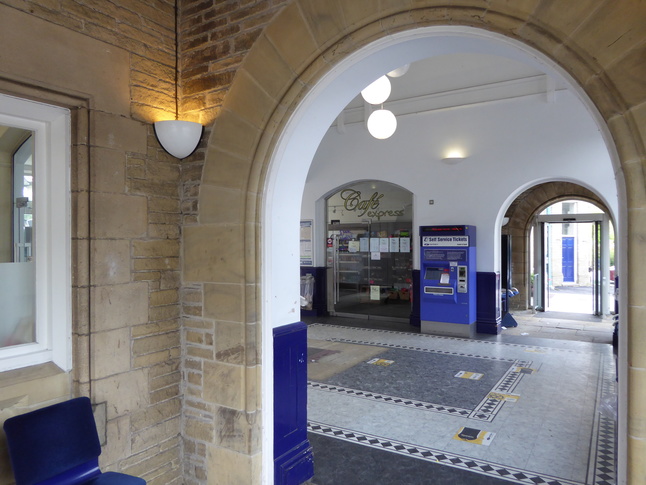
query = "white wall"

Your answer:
(302, 89), (616, 272)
